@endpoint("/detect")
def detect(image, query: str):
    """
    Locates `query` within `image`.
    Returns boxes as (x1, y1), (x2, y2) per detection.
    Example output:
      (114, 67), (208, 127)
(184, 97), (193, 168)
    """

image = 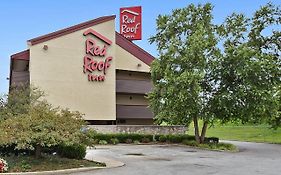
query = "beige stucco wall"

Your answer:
(115, 45), (150, 72)
(29, 20), (116, 120)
